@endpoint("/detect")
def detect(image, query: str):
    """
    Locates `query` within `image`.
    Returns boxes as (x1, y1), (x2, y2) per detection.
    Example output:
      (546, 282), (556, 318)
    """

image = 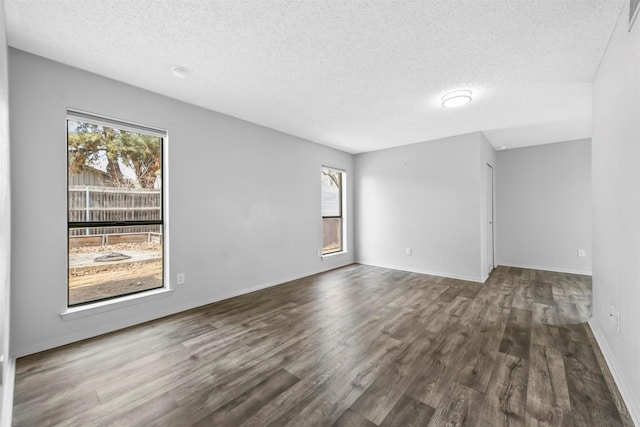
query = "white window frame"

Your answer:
(321, 166), (347, 257)
(63, 109), (170, 316)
